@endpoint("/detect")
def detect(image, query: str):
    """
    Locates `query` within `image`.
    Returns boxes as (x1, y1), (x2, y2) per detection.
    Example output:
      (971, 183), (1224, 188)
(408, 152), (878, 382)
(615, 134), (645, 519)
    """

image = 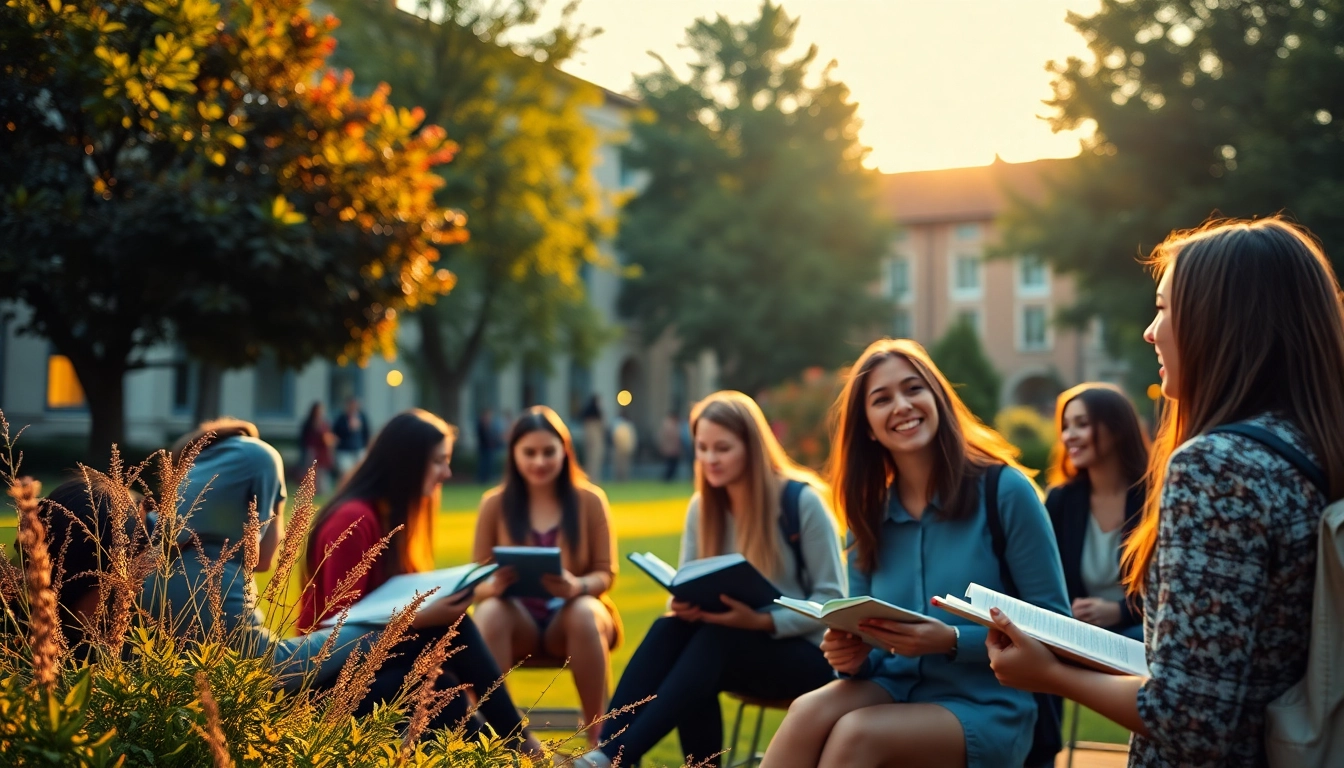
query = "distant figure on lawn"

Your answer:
(475, 407), (502, 484)
(580, 394), (606, 480)
(298, 401), (336, 492)
(471, 406), (621, 748)
(612, 411), (638, 481)
(331, 396), (370, 479)
(660, 412), (683, 482)
(579, 391), (845, 768)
